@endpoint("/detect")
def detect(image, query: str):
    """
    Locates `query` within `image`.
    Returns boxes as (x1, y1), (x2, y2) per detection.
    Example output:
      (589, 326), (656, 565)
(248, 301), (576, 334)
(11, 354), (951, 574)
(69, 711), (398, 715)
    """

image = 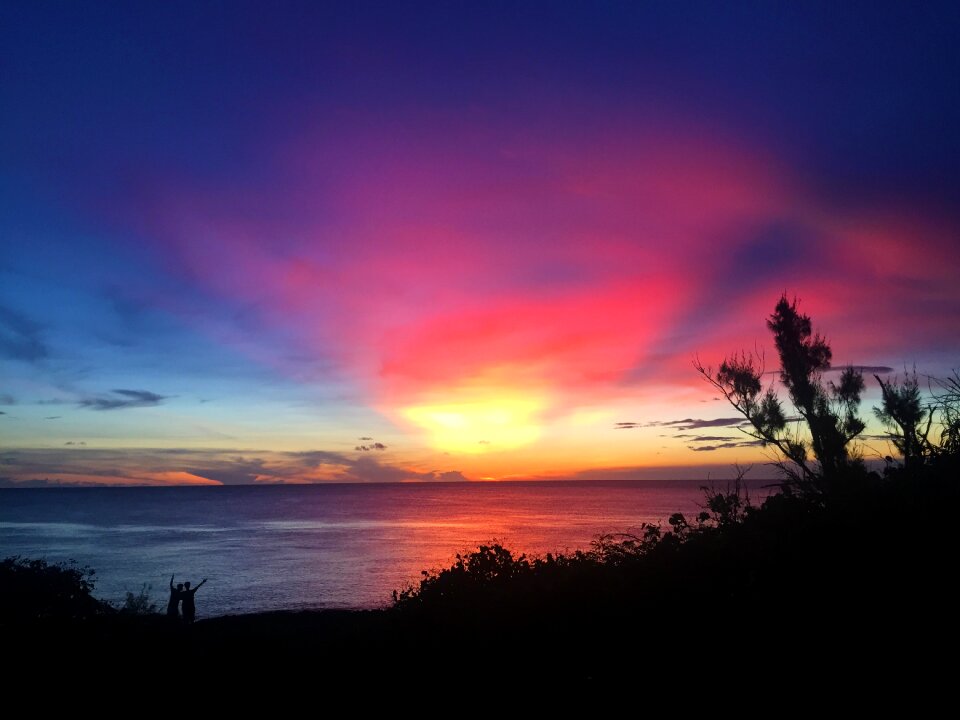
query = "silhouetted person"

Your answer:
(167, 575), (184, 619)
(180, 579), (207, 624)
